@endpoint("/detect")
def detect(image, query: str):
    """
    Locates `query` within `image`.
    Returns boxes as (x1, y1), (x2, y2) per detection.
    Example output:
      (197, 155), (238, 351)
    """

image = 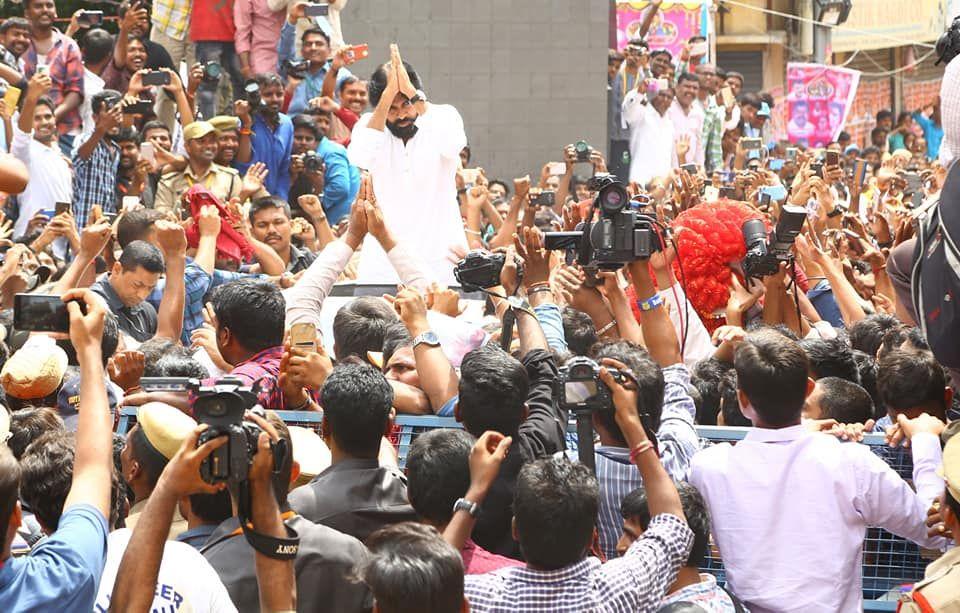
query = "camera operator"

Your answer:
(235, 73), (294, 200)
(288, 112), (361, 226)
(202, 411), (370, 612)
(108, 413), (297, 612)
(280, 2), (353, 116)
(585, 252), (700, 561)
